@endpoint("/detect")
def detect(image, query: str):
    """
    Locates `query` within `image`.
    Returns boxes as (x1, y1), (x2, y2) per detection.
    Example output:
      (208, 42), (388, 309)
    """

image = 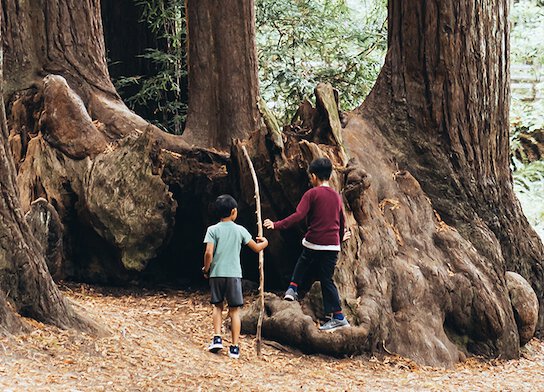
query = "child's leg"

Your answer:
(317, 251), (342, 315)
(212, 303), (224, 335)
(289, 248), (314, 288)
(225, 278), (243, 346)
(228, 307), (241, 346)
